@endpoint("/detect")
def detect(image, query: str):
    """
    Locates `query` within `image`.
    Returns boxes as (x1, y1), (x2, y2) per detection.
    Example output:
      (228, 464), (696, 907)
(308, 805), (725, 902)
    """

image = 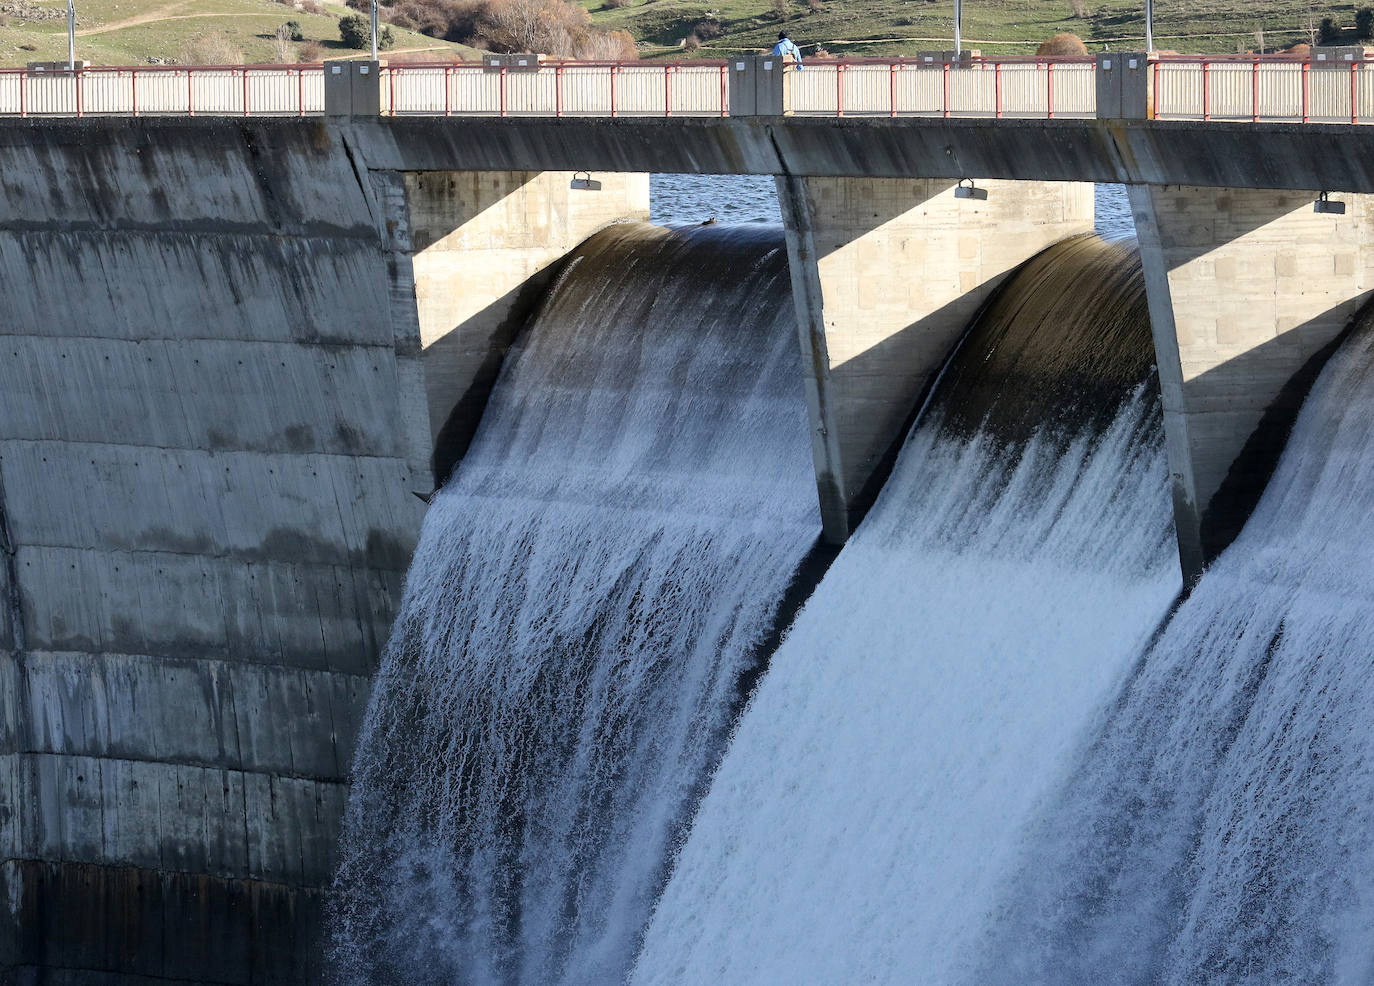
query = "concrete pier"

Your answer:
(1131, 184), (1374, 579)
(778, 176), (1094, 540)
(376, 170), (648, 485)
